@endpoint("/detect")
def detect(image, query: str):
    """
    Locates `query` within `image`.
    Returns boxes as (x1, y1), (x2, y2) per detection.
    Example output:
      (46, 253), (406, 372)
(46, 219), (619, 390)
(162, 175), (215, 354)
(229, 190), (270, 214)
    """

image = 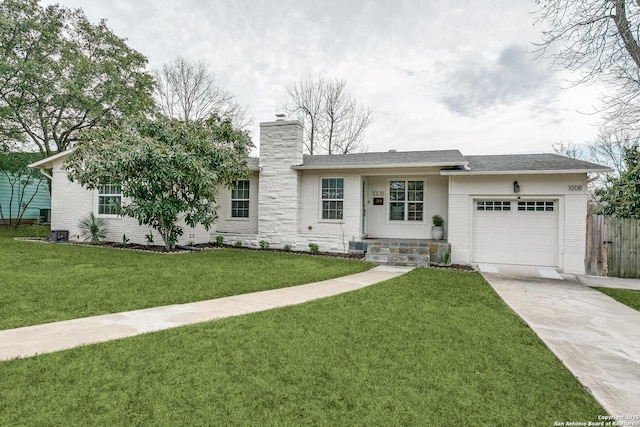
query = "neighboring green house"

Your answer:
(0, 152), (51, 225)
